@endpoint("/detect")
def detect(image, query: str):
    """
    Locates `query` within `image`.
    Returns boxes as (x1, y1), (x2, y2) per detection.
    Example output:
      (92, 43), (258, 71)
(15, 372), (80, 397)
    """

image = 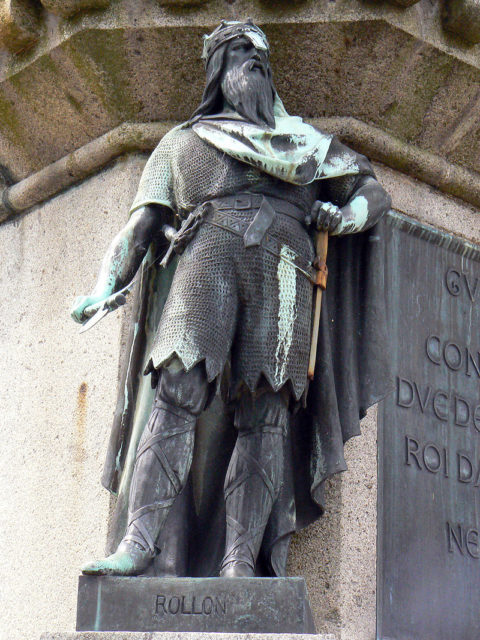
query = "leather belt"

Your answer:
(210, 193), (306, 223)
(205, 209), (316, 284)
